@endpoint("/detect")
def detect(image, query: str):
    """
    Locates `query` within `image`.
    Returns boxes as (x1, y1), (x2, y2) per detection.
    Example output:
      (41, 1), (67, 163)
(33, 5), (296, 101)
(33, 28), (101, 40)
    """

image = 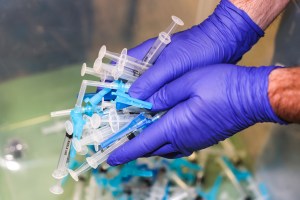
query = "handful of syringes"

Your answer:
(49, 15), (184, 195)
